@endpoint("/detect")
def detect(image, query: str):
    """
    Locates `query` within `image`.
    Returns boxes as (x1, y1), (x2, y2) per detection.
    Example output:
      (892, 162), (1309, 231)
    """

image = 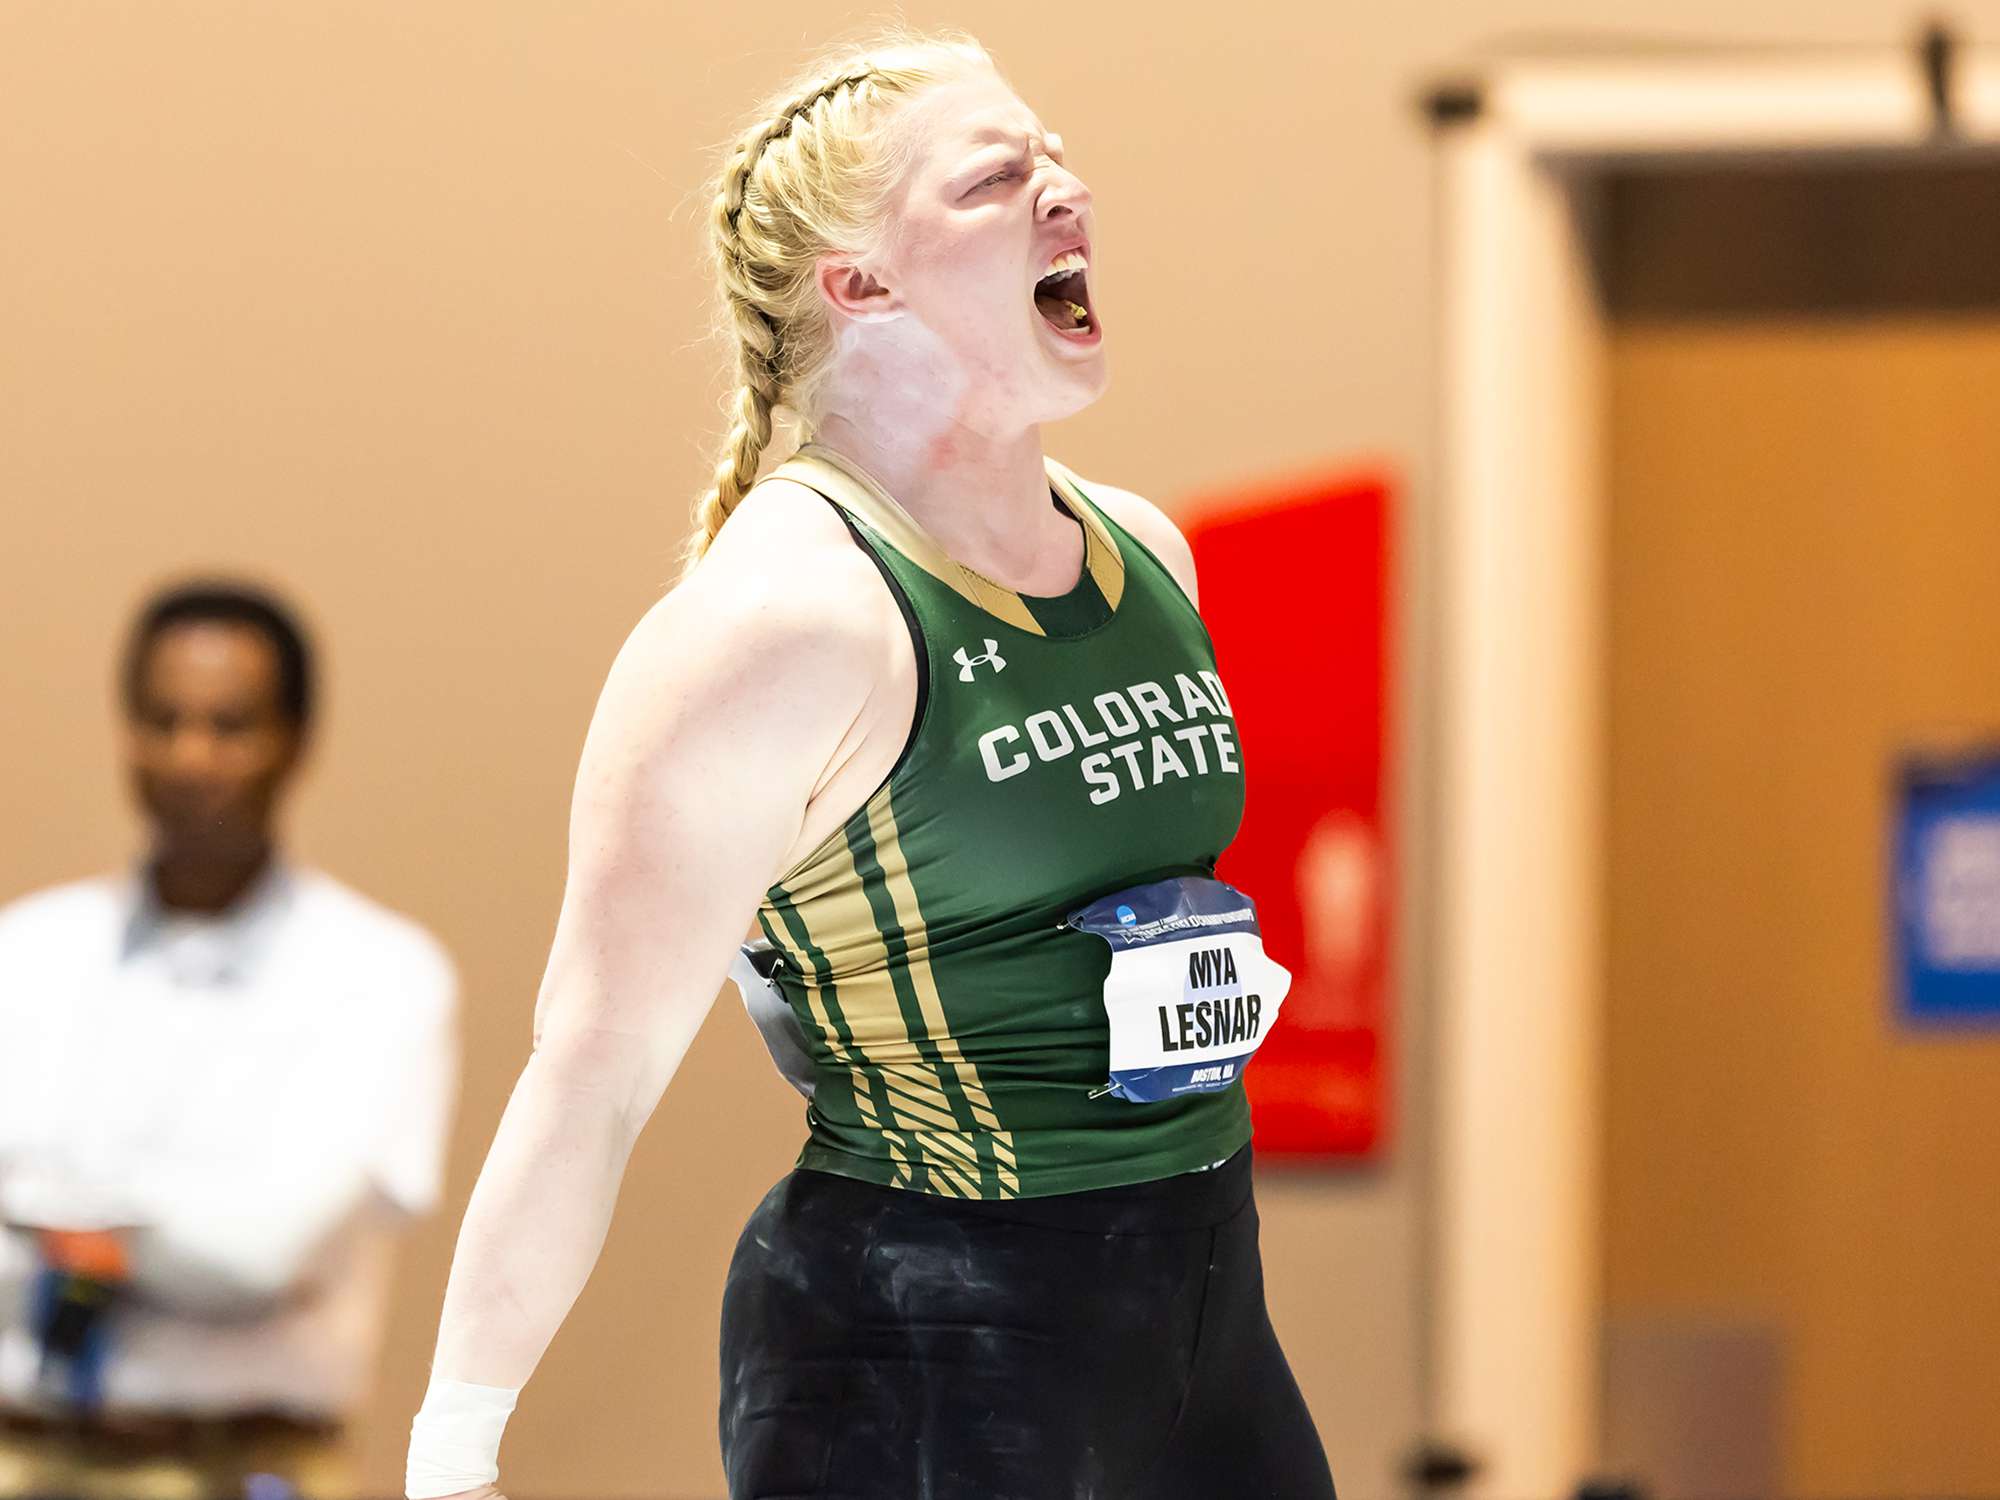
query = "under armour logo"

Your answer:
(954, 640), (1007, 681)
